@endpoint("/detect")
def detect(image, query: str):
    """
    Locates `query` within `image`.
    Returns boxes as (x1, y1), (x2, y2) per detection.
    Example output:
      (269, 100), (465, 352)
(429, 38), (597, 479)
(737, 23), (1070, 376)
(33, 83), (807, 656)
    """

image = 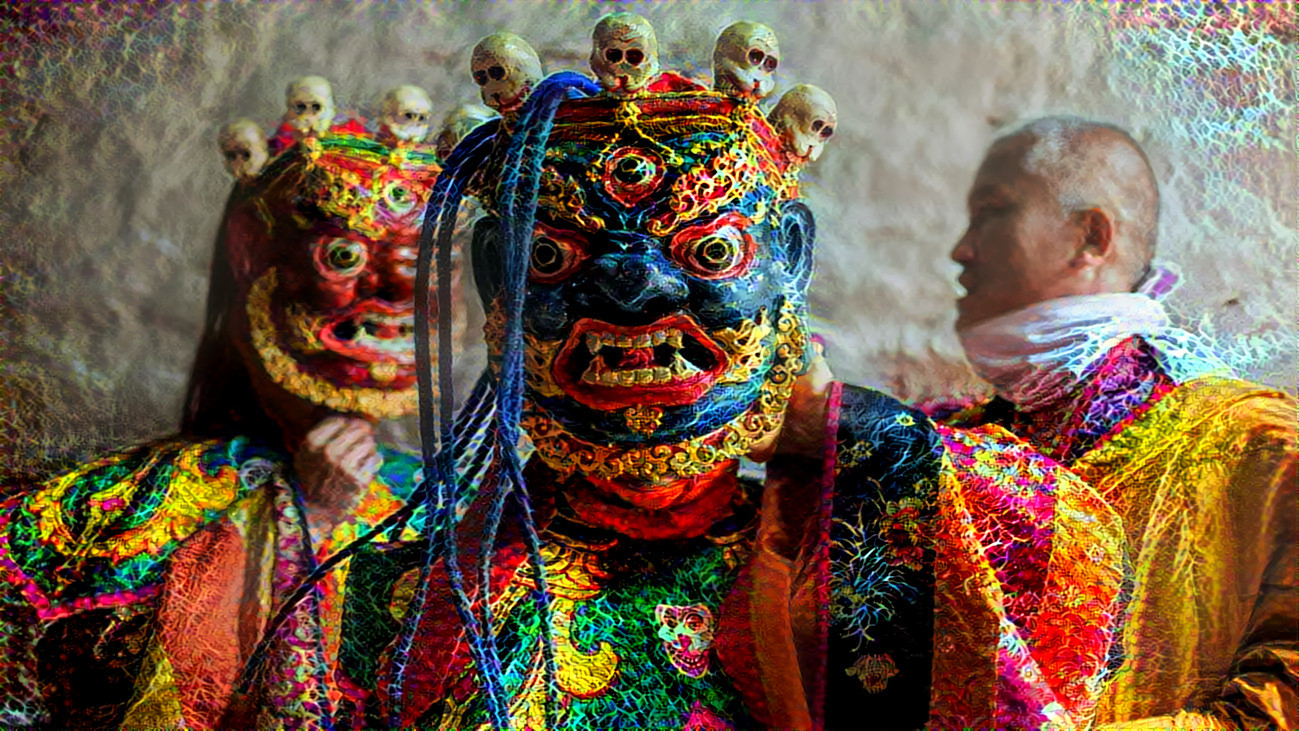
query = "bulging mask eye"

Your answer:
(670, 213), (755, 280)
(382, 182), (416, 215)
(528, 225), (586, 284)
(321, 238), (368, 276)
(694, 233), (743, 273)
